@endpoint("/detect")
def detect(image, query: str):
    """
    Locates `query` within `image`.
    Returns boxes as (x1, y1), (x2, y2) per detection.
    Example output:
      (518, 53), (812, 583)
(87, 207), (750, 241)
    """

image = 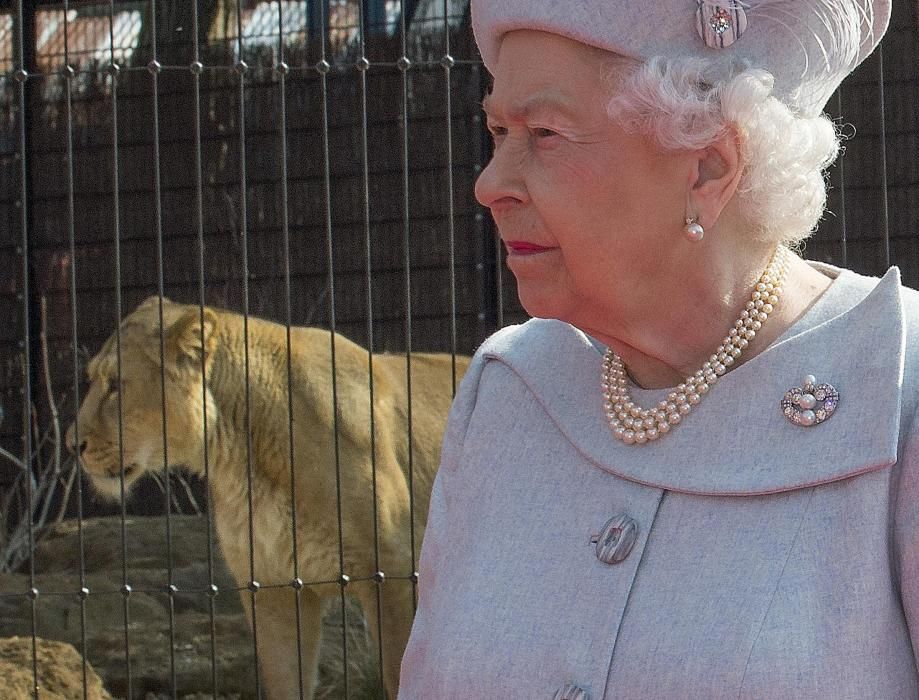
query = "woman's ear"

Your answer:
(688, 126), (744, 229)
